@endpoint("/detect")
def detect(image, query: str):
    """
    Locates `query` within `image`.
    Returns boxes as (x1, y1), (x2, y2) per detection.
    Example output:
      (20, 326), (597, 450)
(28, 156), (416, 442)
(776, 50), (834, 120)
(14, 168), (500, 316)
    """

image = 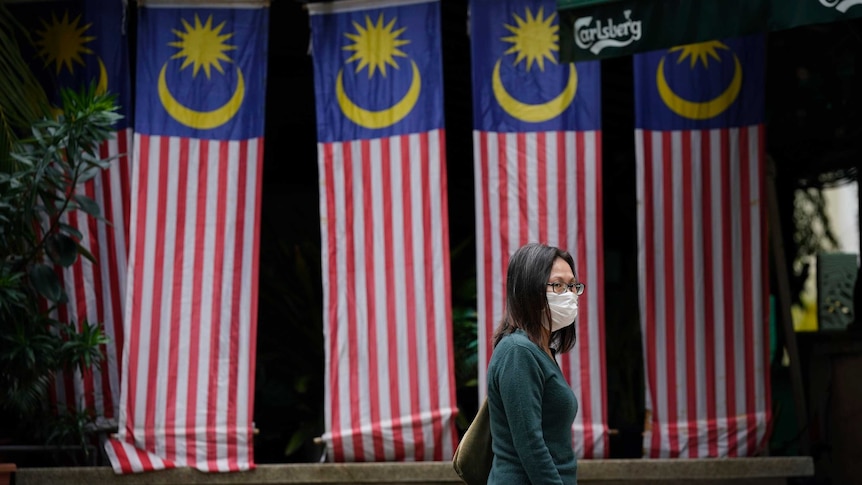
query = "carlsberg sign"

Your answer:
(574, 9), (642, 55)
